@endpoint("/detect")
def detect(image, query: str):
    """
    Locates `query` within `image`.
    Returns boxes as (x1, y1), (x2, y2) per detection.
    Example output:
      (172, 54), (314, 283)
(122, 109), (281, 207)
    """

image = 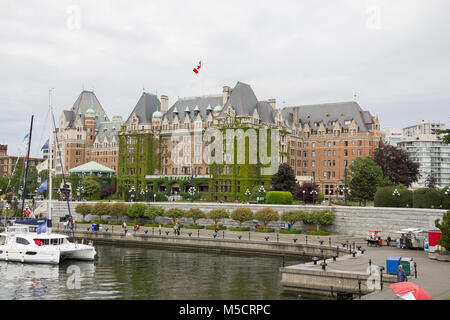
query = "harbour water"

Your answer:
(0, 243), (315, 300)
